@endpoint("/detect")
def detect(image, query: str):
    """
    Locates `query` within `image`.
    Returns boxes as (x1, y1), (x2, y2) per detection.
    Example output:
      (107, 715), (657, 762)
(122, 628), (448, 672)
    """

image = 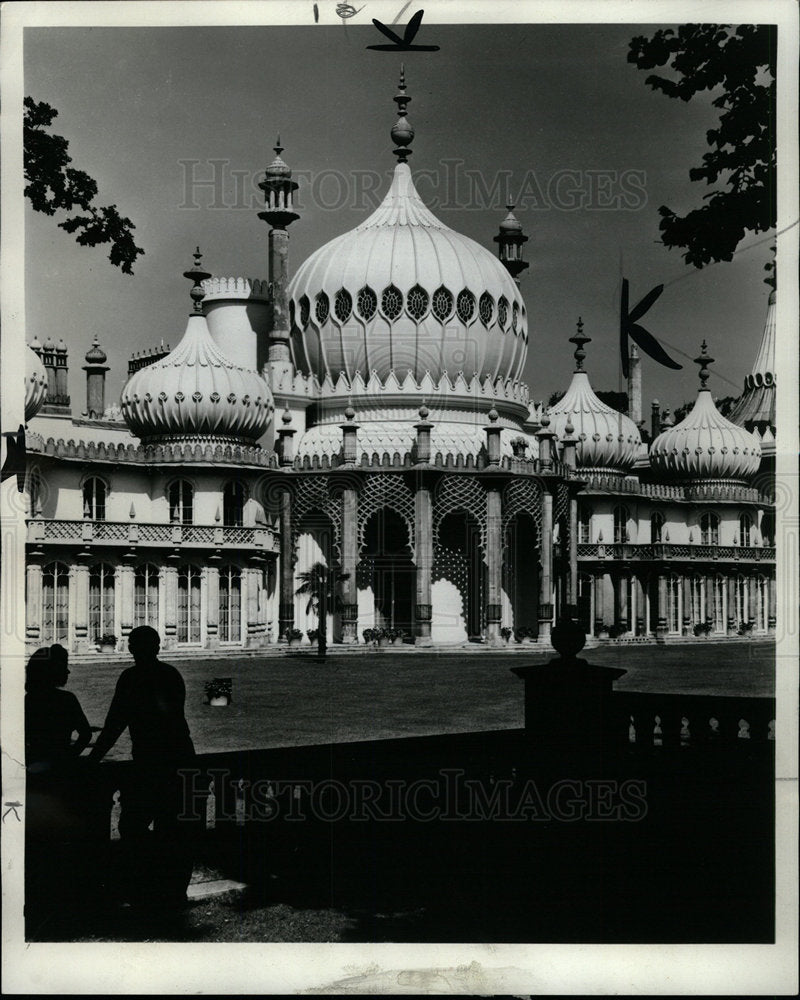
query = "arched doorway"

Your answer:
(503, 512), (539, 635)
(294, 509), (340, 643)
(358, 508), (415, 633)
(433, 510), (485, 642)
